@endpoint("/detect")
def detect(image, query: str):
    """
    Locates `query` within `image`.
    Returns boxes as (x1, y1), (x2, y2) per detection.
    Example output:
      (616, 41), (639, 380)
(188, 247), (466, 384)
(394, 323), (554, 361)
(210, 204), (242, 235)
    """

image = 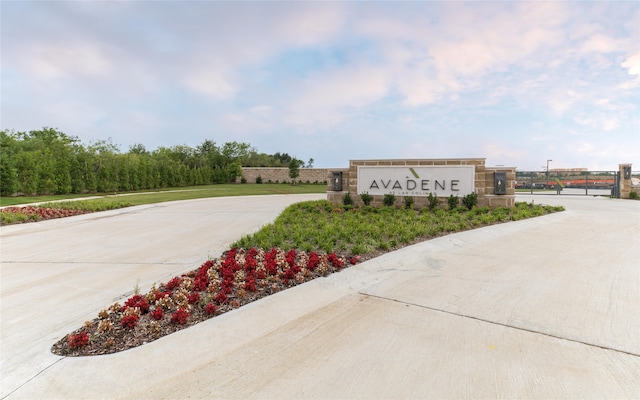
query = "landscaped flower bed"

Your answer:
(0, 206), (88, 224)
(52, 247), (359, 356)
(49, 199), (564, 357)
